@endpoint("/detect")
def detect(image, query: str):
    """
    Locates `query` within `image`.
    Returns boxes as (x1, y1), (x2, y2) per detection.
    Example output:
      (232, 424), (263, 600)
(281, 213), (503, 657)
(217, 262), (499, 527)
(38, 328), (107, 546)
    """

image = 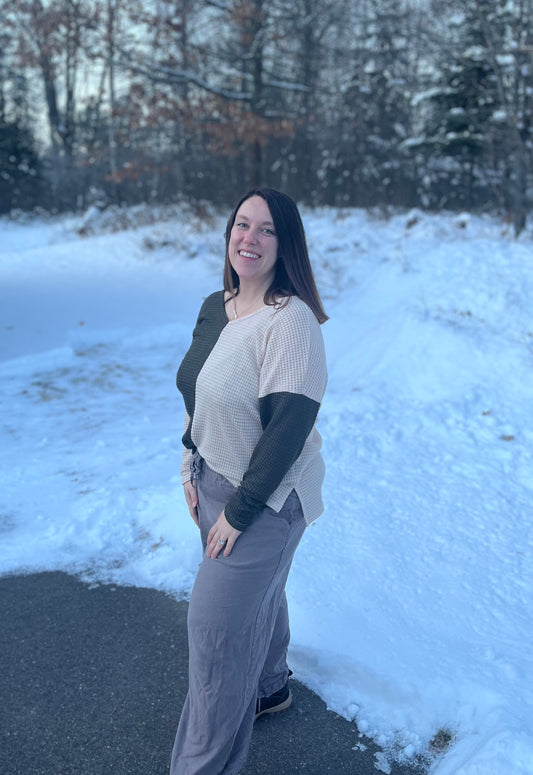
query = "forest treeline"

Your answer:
(1, 0), (532, 231)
